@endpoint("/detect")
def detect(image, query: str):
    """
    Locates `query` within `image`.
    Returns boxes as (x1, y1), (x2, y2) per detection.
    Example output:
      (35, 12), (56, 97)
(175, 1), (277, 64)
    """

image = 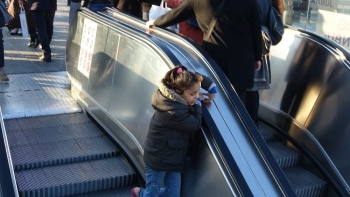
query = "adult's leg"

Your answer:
(31, 10), (51, 58)
(245, 91), (259, 127)
(234, 87), (247, 105)
(69, 2), (81, 23)
(0, 28), (9, 82)
(46, 9), (56, 44)
(160, 171), (181, 197)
